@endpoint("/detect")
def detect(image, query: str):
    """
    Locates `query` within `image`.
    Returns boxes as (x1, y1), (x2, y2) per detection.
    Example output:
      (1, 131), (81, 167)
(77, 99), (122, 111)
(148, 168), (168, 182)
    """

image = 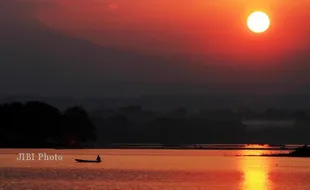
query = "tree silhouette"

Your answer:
(63, 106), (96, 143)
(24, 101), (62, 143)
(0, 102), (96, 148)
